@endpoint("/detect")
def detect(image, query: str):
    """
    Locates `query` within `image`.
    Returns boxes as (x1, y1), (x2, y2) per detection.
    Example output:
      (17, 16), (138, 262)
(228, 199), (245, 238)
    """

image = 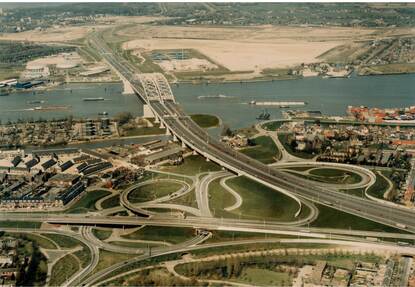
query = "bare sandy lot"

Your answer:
(0, 16), (165, 43)
(126, 38), (339, 71)
(0, 26), (99, 42)
(158, 58), (218, 72)
(121, 25), (379, 71)
(26, 52), (83, 68)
